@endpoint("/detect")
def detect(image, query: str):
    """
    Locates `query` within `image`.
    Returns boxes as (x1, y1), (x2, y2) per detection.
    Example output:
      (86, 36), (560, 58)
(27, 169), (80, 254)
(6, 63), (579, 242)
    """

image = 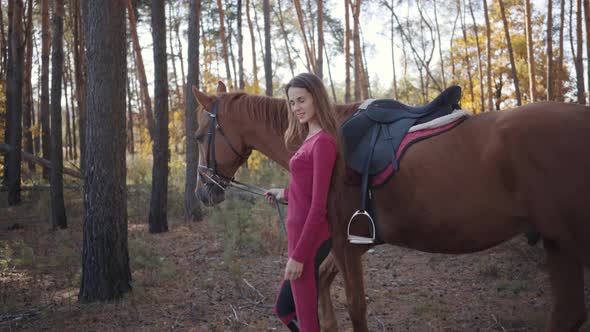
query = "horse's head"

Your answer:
(192, 82), (252, 206)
